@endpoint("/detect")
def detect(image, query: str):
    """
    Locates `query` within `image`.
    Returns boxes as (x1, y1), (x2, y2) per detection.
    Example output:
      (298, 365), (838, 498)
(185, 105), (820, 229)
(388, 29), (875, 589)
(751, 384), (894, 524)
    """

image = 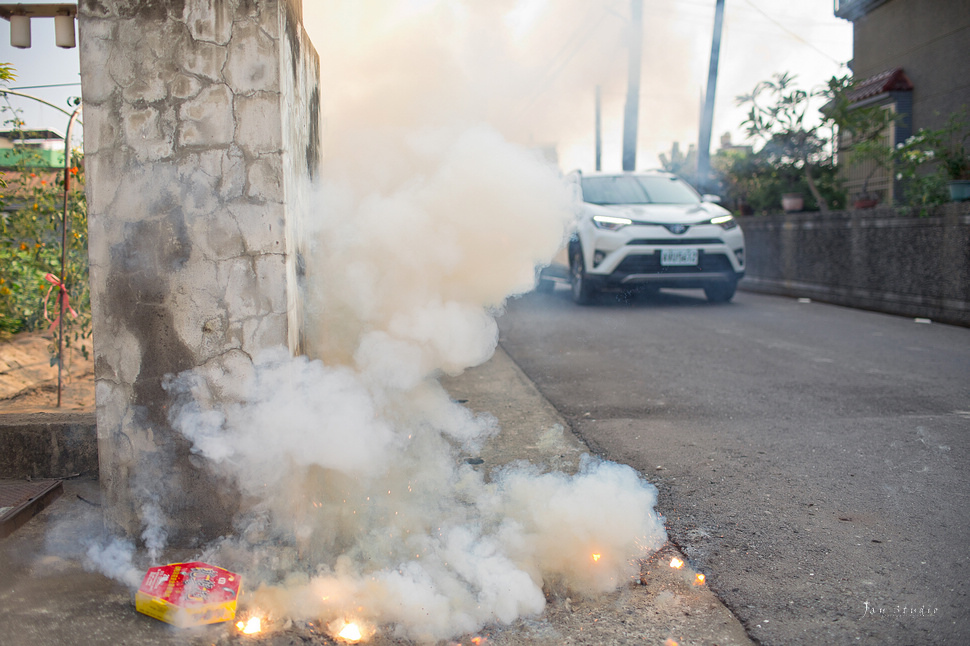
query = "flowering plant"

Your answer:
(899, 109), (970, 180)
(888, 109), (970, 214)
(892, 137), (946, 214)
